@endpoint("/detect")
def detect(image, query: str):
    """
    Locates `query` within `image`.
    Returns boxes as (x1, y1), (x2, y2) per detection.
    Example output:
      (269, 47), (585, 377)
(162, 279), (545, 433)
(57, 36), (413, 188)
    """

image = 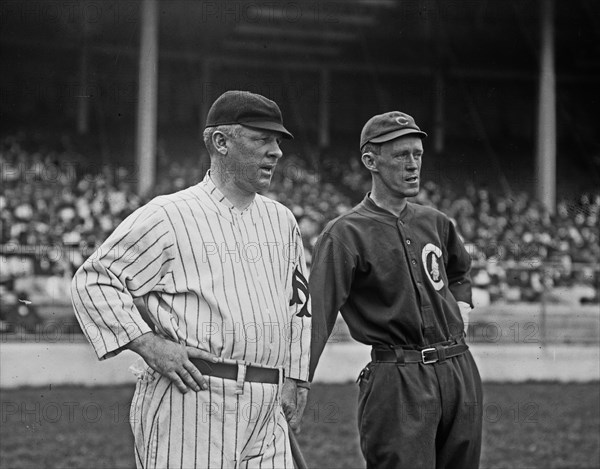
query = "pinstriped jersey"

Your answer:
(71, 172), (311, 381)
